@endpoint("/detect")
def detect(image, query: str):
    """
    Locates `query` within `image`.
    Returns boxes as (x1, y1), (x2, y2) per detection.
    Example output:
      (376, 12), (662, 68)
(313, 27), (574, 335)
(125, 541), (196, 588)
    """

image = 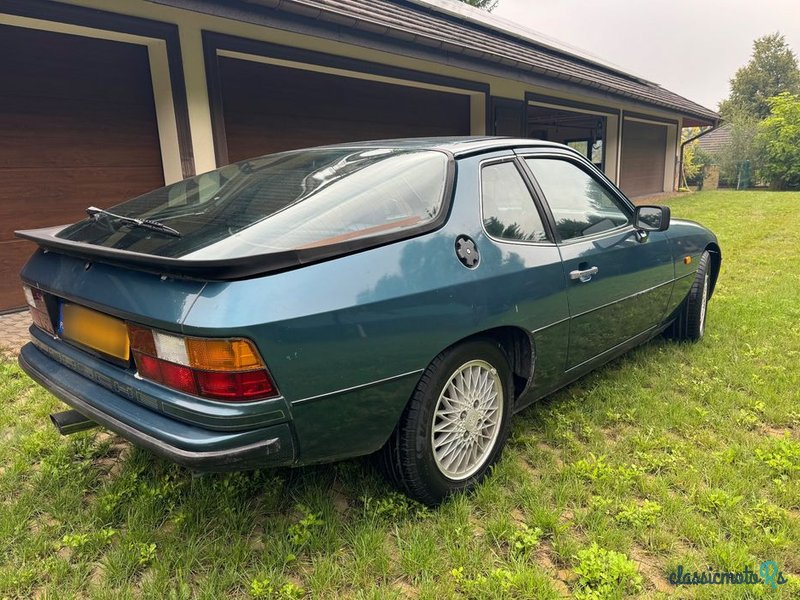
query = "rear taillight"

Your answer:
(23, 285), (54, 335)
(128, 324), (278, 402)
